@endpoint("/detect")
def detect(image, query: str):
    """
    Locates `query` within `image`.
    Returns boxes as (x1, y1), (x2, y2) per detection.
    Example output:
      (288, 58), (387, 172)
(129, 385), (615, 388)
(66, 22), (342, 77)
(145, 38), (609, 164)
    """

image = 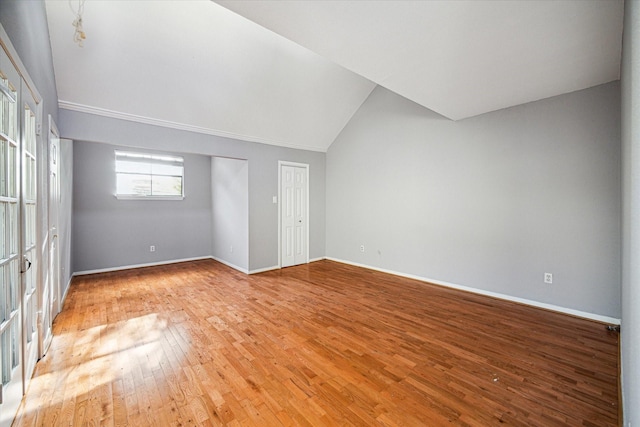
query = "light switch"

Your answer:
(272, 196), (277, 204)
